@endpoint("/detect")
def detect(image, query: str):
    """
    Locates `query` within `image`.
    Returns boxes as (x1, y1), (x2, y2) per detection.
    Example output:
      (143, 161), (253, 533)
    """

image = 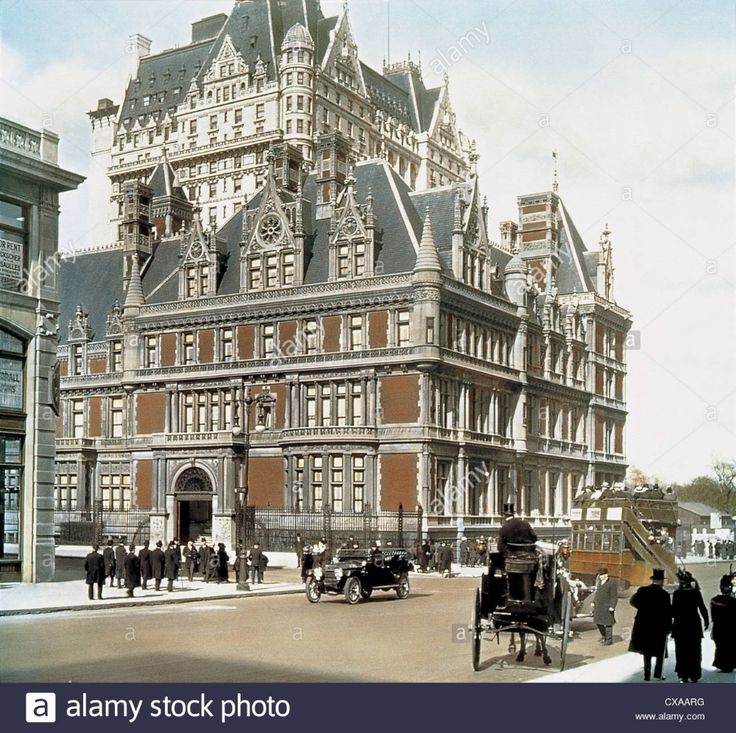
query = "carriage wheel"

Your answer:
(559, 588), (573, 671)
(472, 589), (482, 672)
